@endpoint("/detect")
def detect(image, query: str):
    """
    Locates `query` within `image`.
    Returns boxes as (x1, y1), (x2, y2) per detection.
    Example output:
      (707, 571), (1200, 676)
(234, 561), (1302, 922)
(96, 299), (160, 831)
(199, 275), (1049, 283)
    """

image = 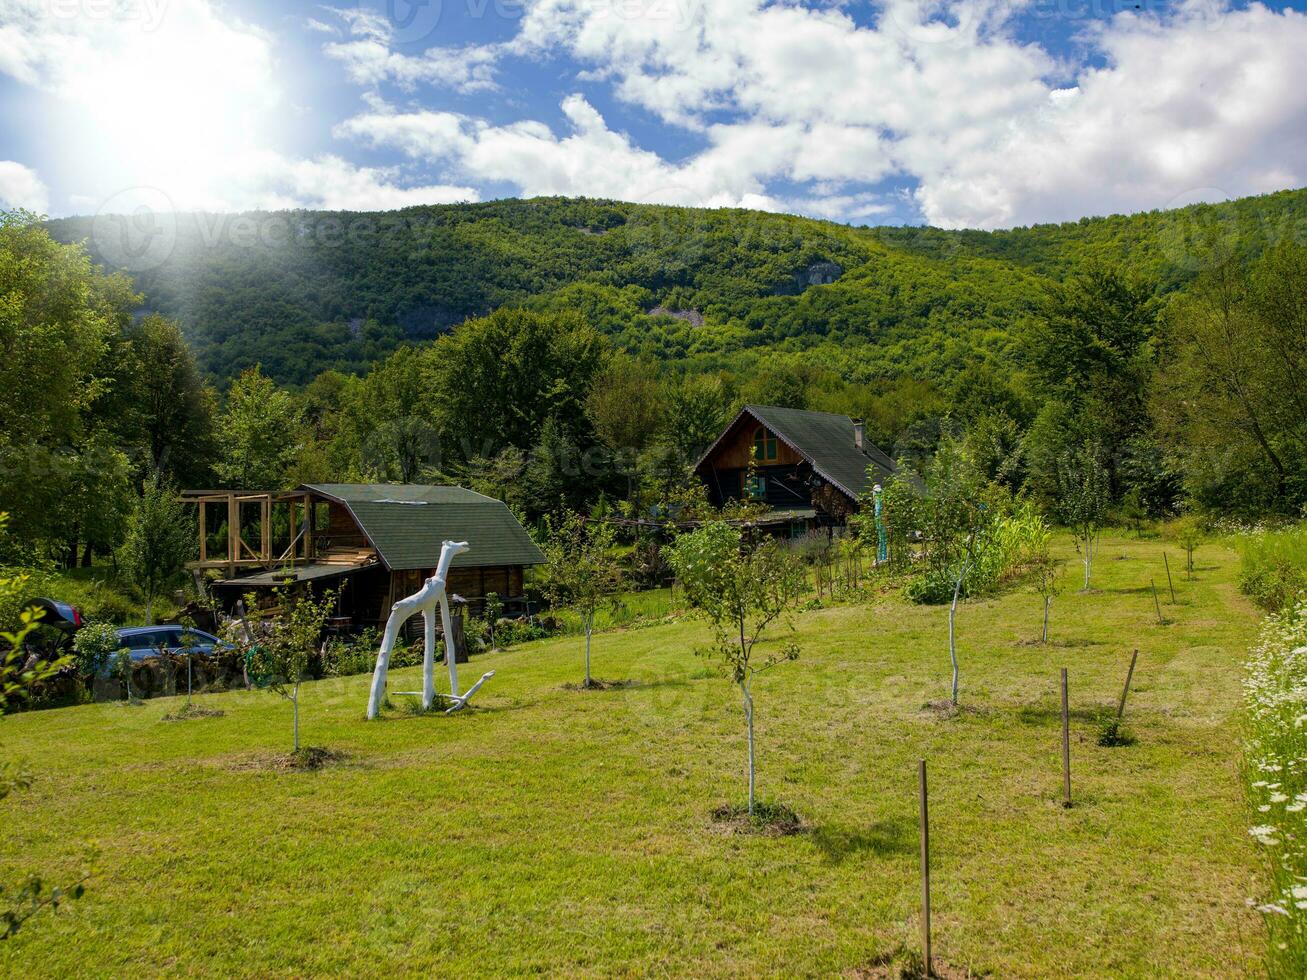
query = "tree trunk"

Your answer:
(145, 596), (154, 626)
(583, 618), (593, 688)
(292, 684), (300, 753)
(1081, 535), (1092, 591)
(1042, 596), (1051, 644)
(740, 677), (756, 816)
